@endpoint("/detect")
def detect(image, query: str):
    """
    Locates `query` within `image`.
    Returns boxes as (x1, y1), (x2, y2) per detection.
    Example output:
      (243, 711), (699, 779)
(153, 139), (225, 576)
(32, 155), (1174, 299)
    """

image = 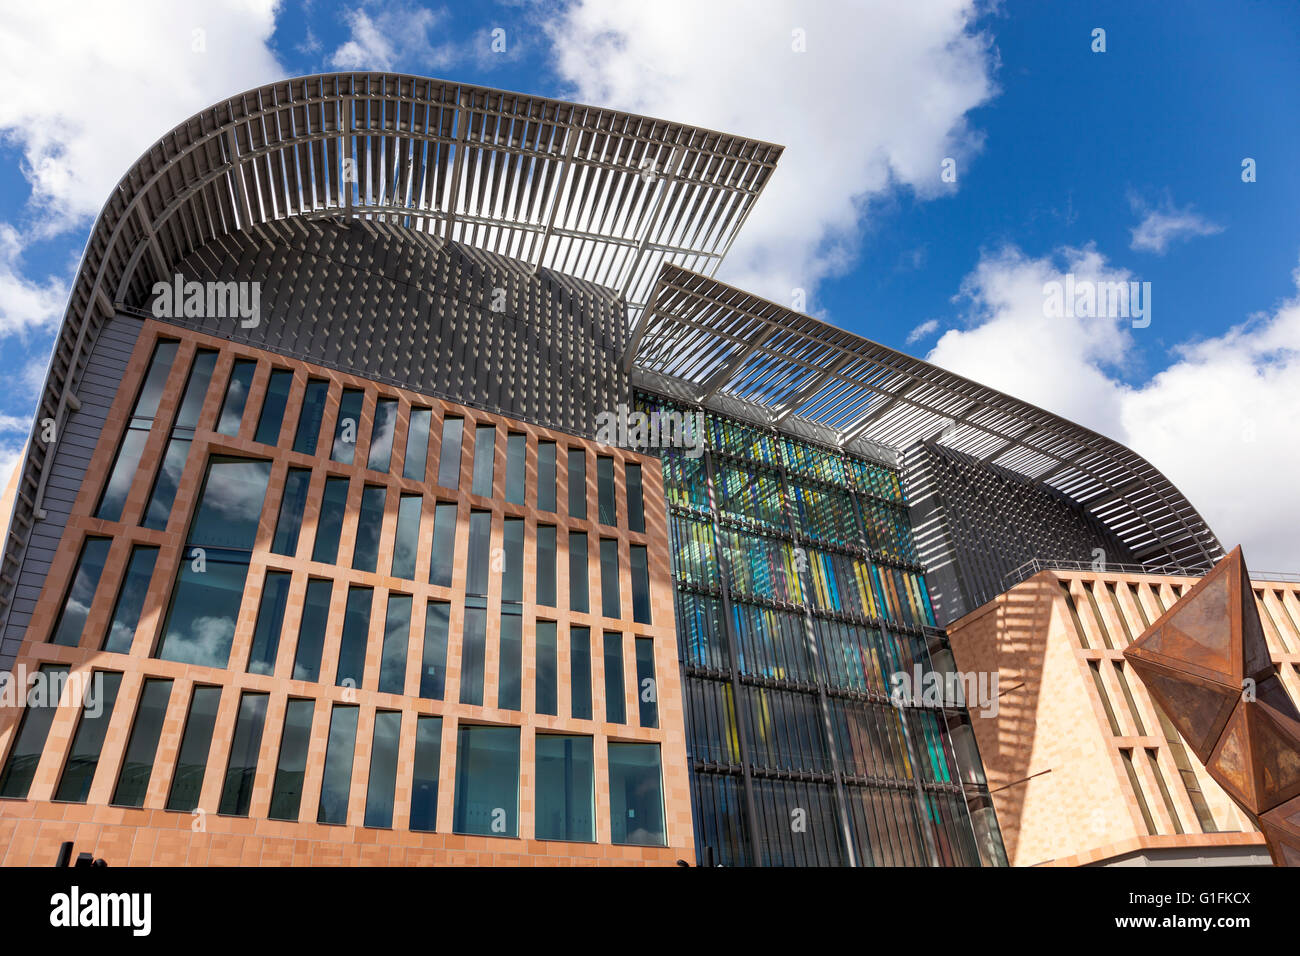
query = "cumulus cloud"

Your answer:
(542, 0), (997, 308)
(905, 318), (940, 344)
(925, 247), (1300, 572)
(330, 3), (456, 72)
(1129, 194), (1223, 255)
(0, 225), (66, 336)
